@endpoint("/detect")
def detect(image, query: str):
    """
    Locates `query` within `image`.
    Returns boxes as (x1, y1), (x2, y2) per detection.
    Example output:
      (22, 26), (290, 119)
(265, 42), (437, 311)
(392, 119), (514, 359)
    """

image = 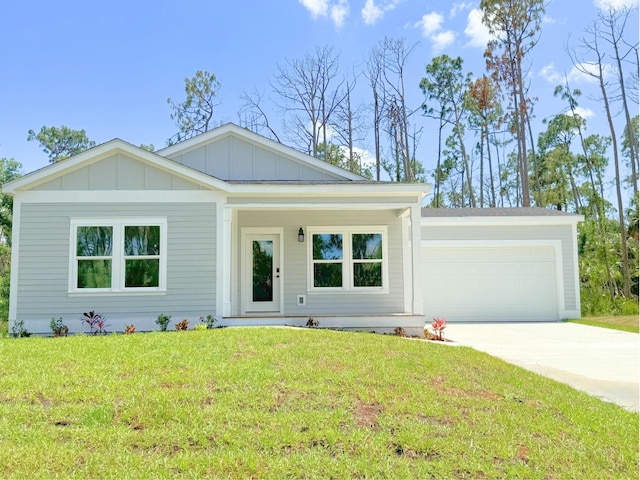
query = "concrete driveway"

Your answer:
(447, 322), (639, 412)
